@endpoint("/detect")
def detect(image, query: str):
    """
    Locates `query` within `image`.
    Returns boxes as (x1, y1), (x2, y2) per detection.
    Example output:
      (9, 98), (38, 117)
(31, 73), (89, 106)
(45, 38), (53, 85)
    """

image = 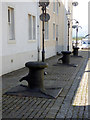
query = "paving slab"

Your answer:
(1, 50), (89, 119)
